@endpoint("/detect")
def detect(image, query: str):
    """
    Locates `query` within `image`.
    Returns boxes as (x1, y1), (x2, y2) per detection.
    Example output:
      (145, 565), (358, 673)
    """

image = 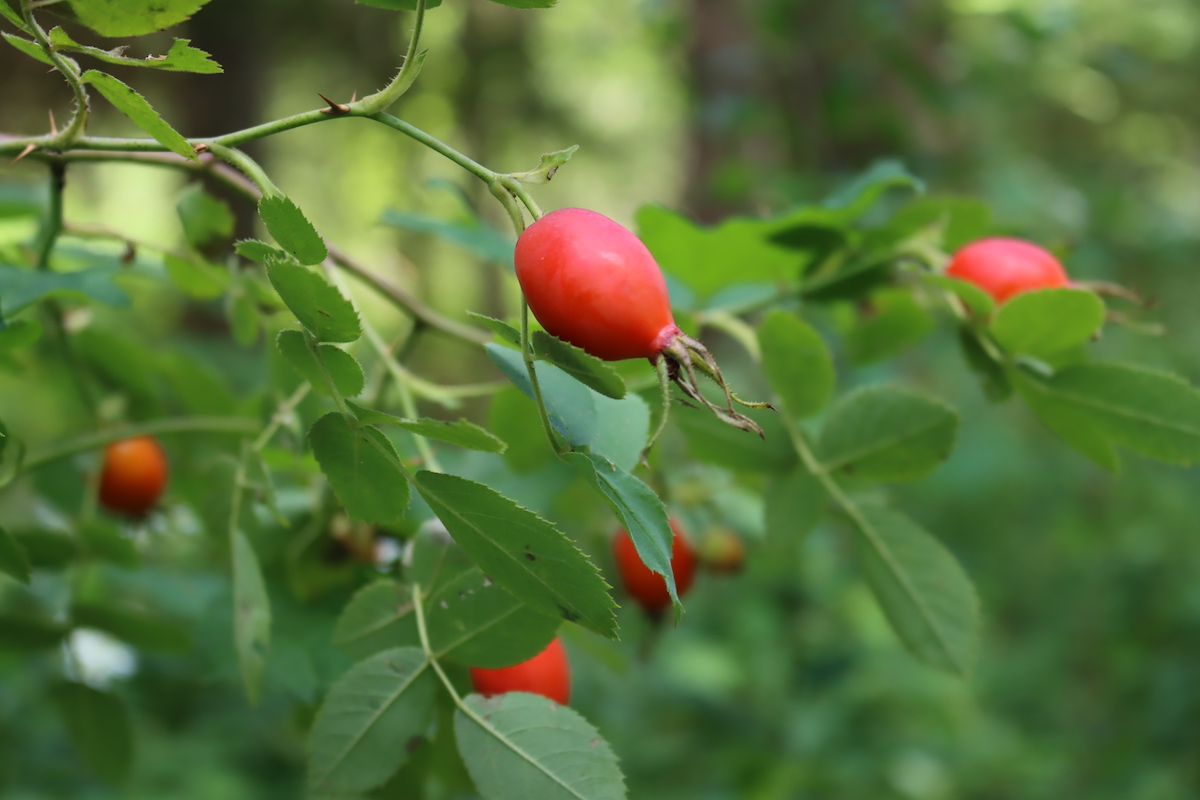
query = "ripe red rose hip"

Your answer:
(98, 435), (168, 517)
(514, 207), (679, 361)
(612, 520), (697, 615)
(513, 207), (769, 442)
(469, 637), (570, 705)
(946, 237), (1069, 305)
